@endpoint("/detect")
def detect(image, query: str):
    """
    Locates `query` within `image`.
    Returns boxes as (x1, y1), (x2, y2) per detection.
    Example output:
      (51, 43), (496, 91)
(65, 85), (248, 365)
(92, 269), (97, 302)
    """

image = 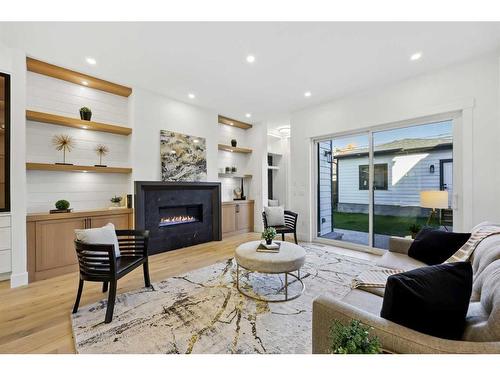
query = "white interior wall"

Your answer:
(25, 72), (131, 212)
(290, 53), (500, 241)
